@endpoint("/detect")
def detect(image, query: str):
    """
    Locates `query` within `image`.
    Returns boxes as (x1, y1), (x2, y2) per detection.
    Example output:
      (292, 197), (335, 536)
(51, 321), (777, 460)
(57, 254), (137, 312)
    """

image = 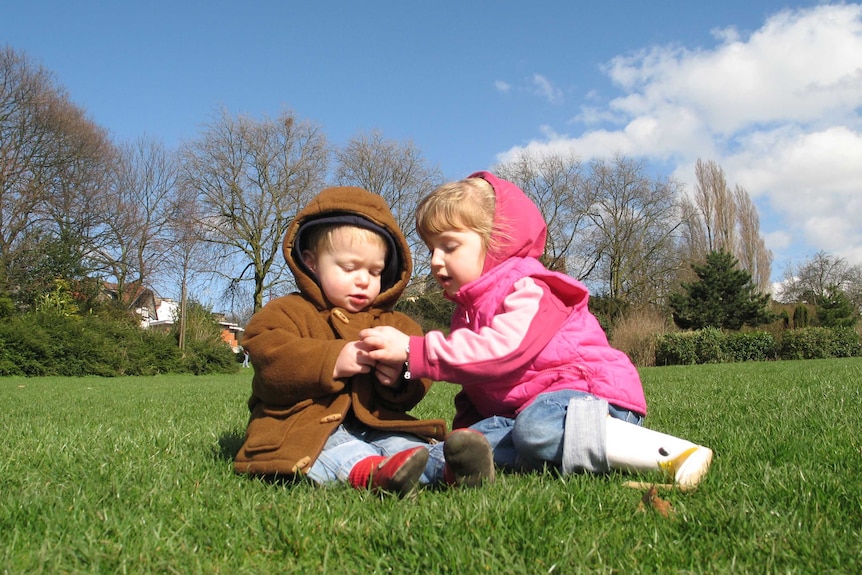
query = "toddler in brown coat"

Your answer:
(233, 185), (494, 495)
